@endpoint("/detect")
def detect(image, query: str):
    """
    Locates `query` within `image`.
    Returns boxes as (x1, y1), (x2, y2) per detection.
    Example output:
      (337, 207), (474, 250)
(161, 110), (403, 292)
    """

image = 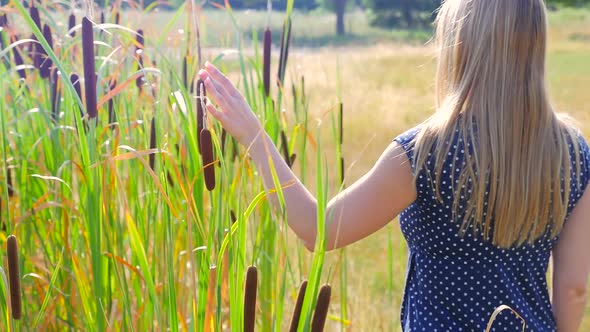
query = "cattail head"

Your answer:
(0, 14), (8, 28)
(280, 130), (292, 168)
(81, 17), (97, 119)
(200, 129), (216, 191)
(108, 79), (117, 125)
(100, 11), (105, 25)
(50, 68), (59, 121)
(115, 12), (120, 25)
(277, 18), (292, 87)
(182, 55), (188, 90)
(29, 6), (41, 30)
(310, 284), (332, 332)
(6, 166), (14, 197)
(340, 157), (345, 187)
(12, 41), (27, 80)
(68, 14), (76, 37)
(263, 27), (272, 97)
(244, 266), (258, 332)
(70, 73), (83, 117)
(6, 235), (22, 320)
(40, 24), (53, 79)
(149, 117), (156, 170)
(136, 29), (144, 50)
(288, 281), (308, 332)
(135, 29), (145, 91)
